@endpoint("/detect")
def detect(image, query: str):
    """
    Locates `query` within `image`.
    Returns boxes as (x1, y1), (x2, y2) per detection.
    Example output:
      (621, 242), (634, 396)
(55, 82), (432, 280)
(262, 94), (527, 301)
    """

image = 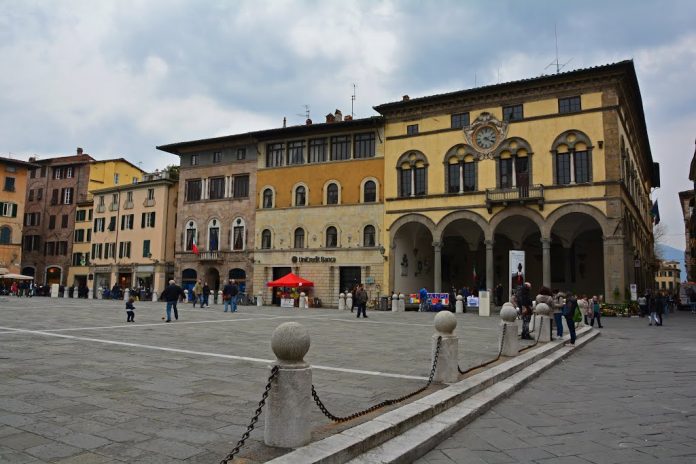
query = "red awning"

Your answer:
(266, 272), (314, 287)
